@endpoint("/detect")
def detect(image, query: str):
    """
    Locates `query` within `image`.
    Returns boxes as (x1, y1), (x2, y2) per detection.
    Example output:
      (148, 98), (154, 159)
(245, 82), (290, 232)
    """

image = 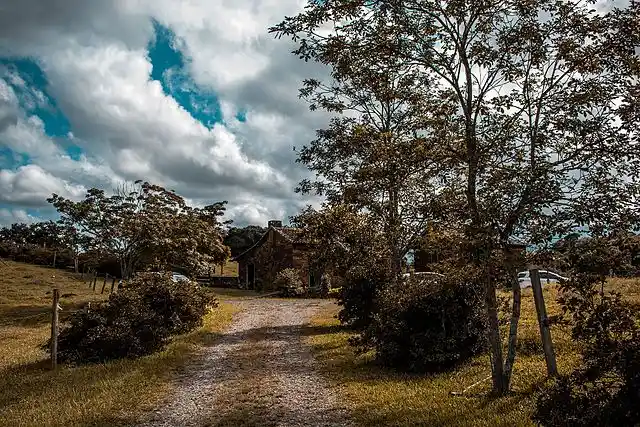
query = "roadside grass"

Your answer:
(304, 282), (635, 427)
(0, 260), (237, 427)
